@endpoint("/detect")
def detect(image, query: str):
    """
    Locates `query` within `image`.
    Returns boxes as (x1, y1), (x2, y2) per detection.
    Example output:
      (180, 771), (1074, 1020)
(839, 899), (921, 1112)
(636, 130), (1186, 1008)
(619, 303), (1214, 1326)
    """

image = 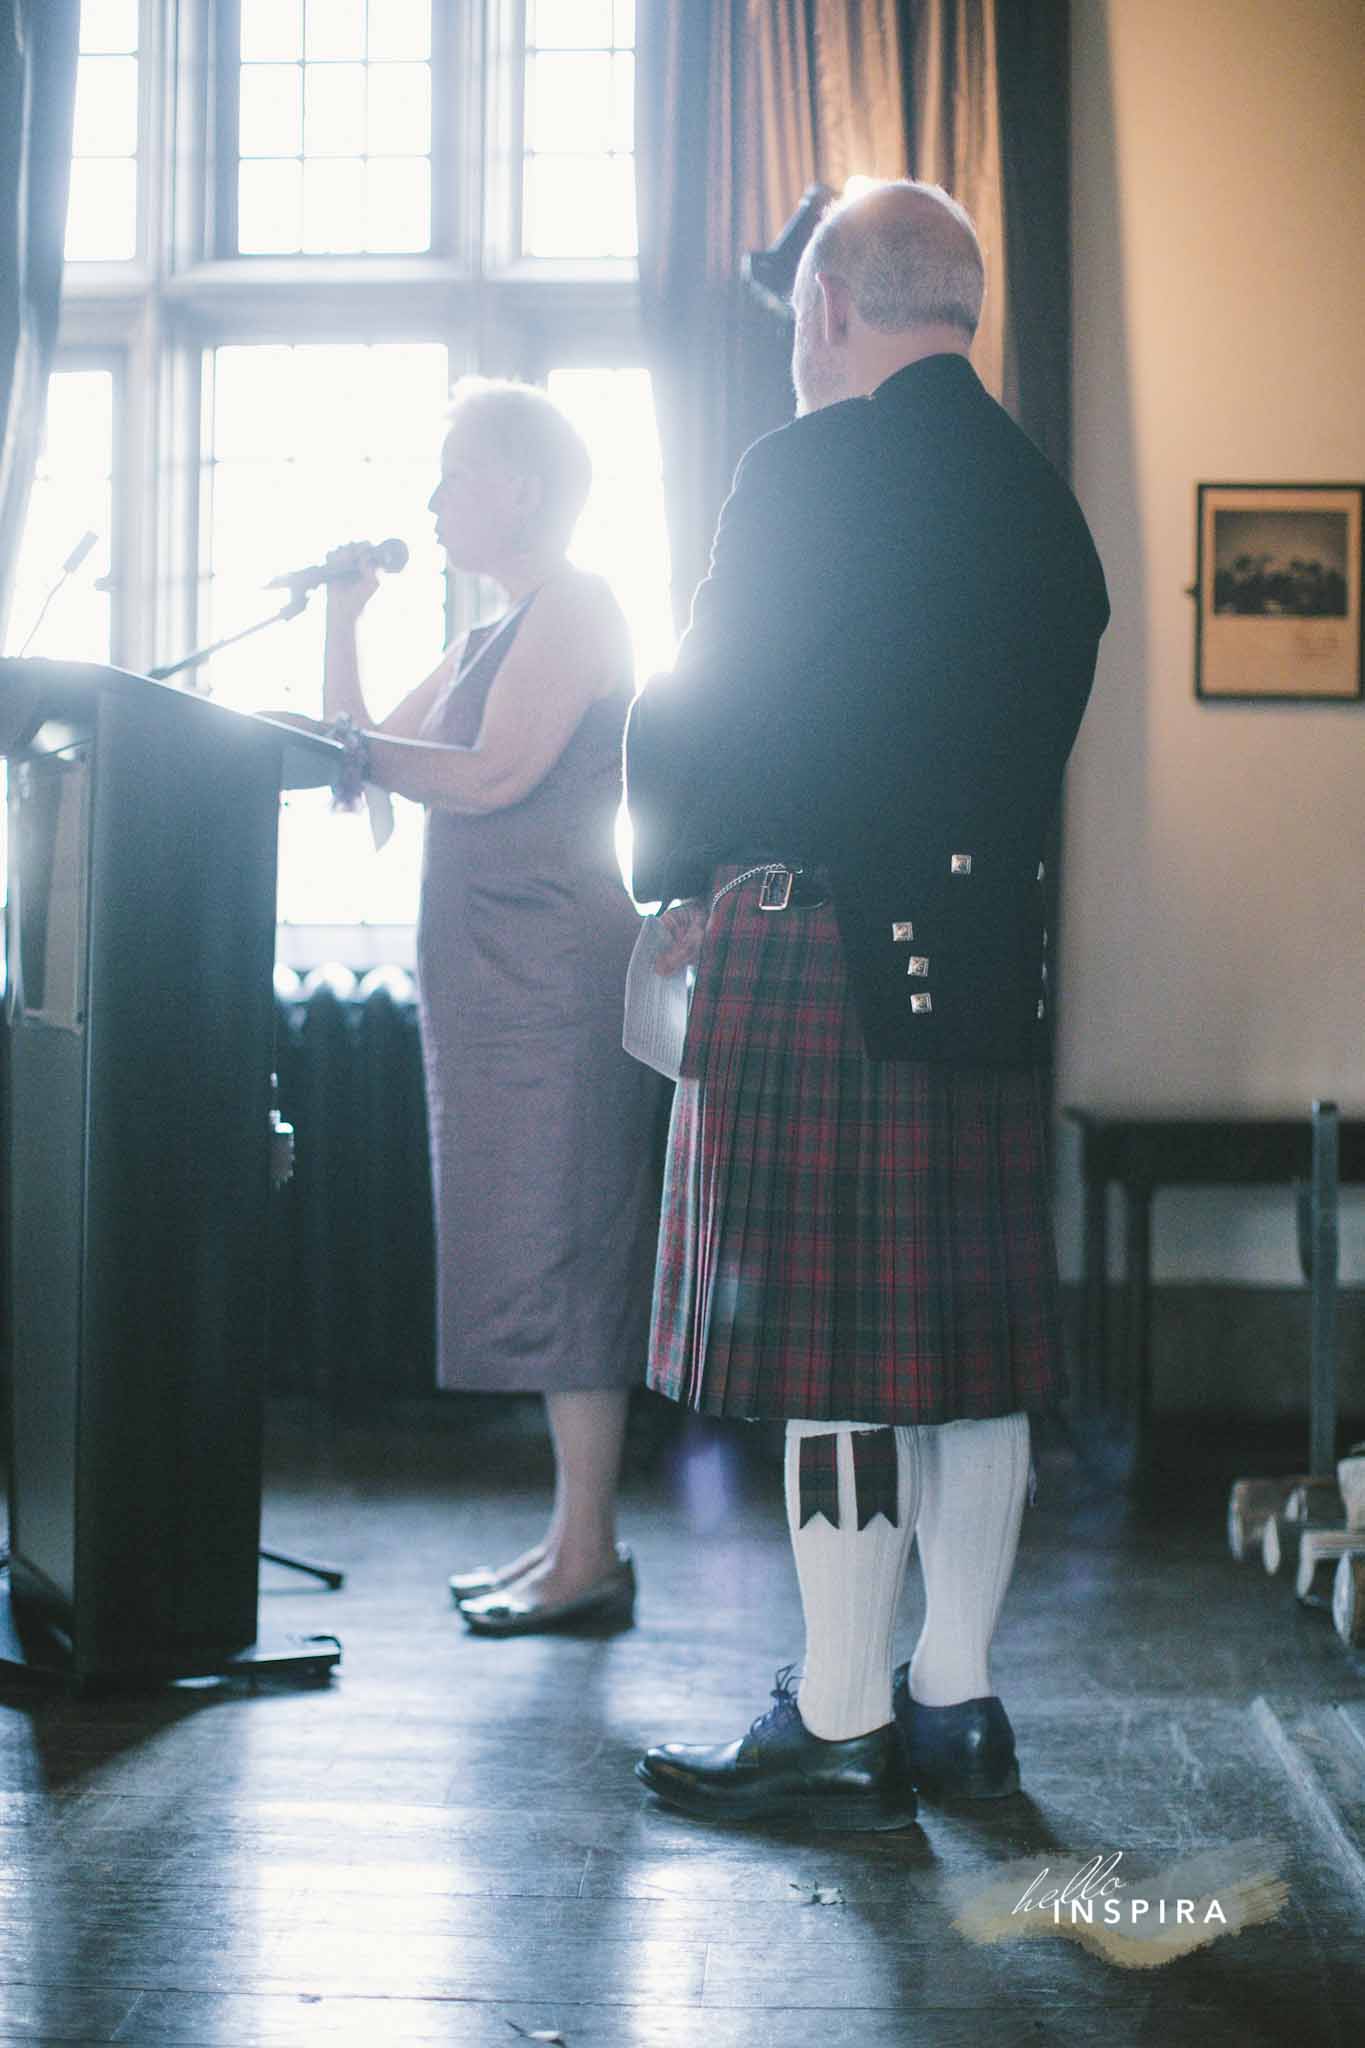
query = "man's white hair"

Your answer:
(444, 376), (592, 545)
(796, 179), (985, 338)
